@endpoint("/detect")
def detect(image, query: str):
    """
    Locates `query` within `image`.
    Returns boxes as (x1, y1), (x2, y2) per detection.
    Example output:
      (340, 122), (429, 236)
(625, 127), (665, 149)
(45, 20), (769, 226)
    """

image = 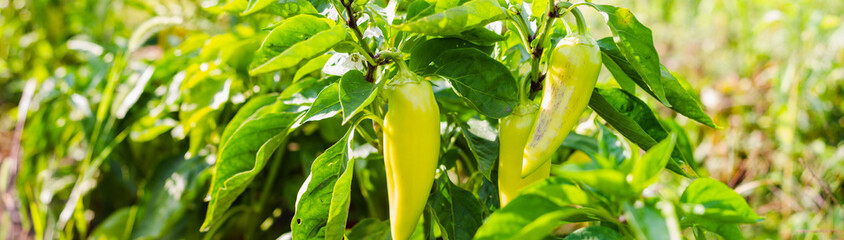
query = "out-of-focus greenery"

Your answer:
(597, 0), (844, 239)
(0, 0), (841, 239)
